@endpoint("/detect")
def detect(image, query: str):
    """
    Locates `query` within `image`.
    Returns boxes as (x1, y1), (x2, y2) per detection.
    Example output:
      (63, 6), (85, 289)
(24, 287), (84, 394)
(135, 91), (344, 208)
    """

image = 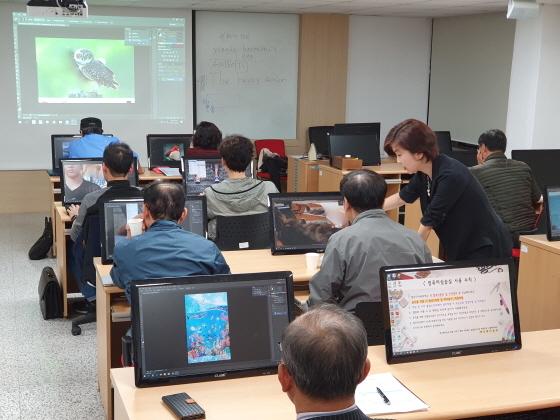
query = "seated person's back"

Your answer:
(111, 181), (231, 303)
(471, 129), (541, 233)
(204, 134), (278, 240)
(306, 169), (432, 312)
(185, 121), (222, 157)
